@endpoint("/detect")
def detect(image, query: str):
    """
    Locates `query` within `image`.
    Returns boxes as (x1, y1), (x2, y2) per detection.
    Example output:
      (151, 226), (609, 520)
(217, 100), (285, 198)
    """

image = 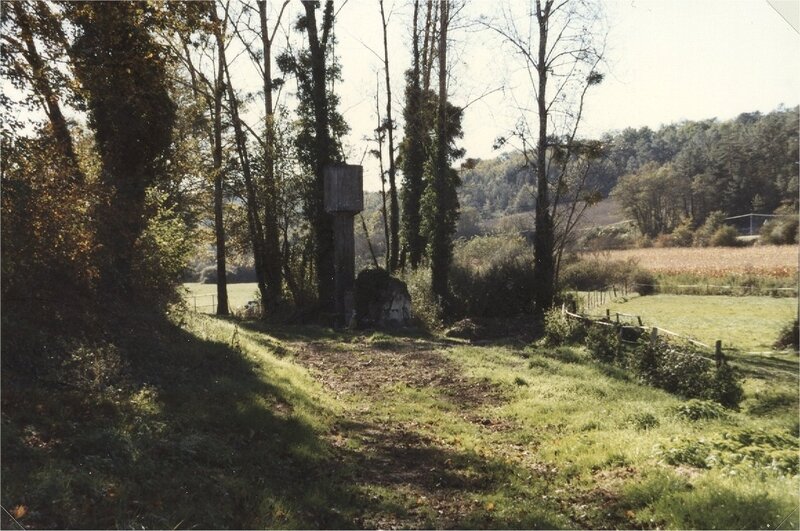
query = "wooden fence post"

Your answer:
(606, 309), (611, 321)
(650, 327), (658, 346)
(715, 340), (724, 367)
(637, 315), (643, 327)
